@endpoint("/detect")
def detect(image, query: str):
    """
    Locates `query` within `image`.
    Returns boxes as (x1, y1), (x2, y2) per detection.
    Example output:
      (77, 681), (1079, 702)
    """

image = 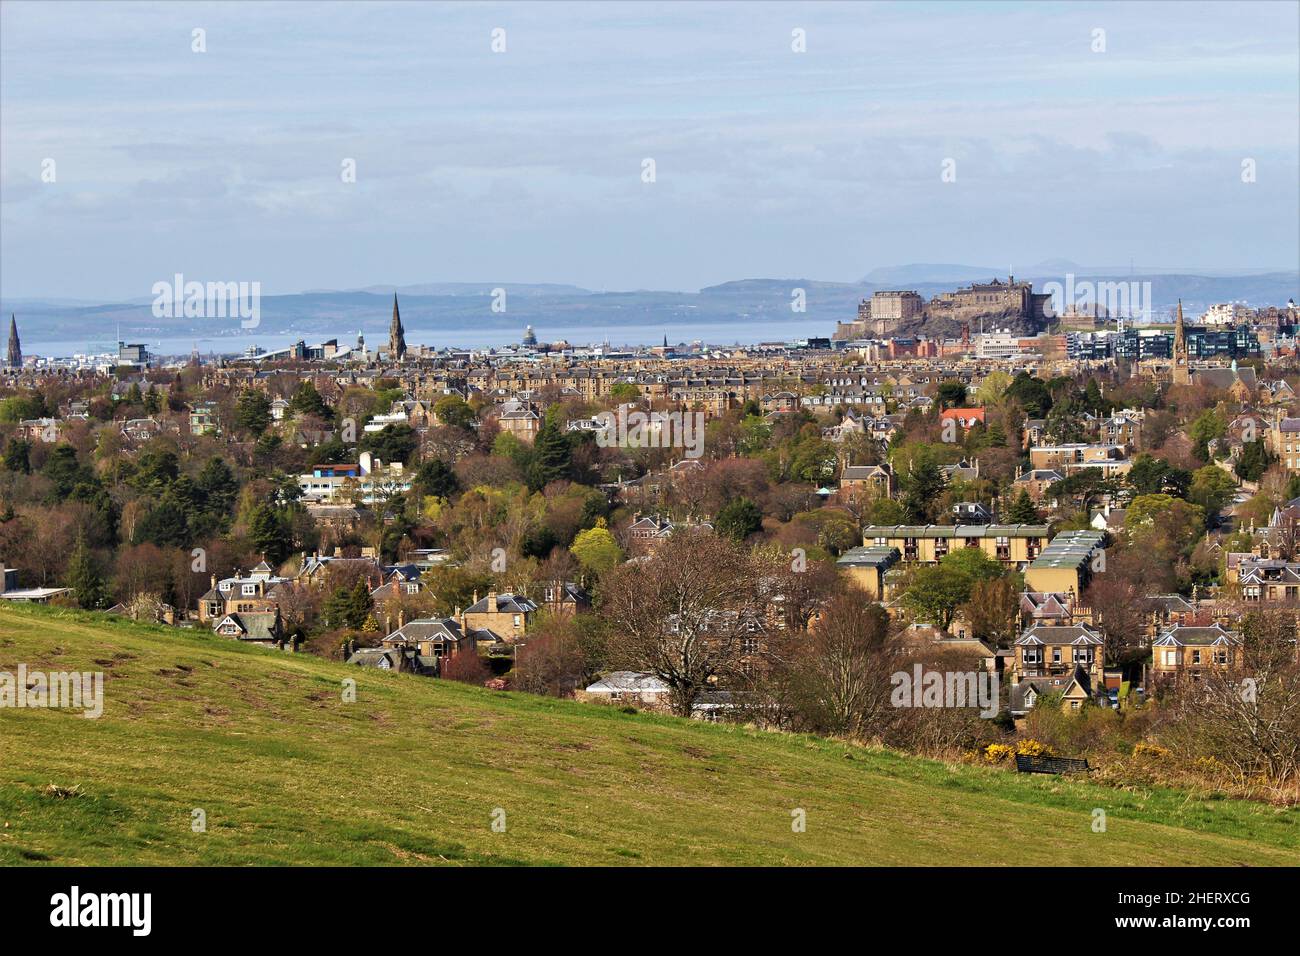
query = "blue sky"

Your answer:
(1, 0), (1297, 299)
